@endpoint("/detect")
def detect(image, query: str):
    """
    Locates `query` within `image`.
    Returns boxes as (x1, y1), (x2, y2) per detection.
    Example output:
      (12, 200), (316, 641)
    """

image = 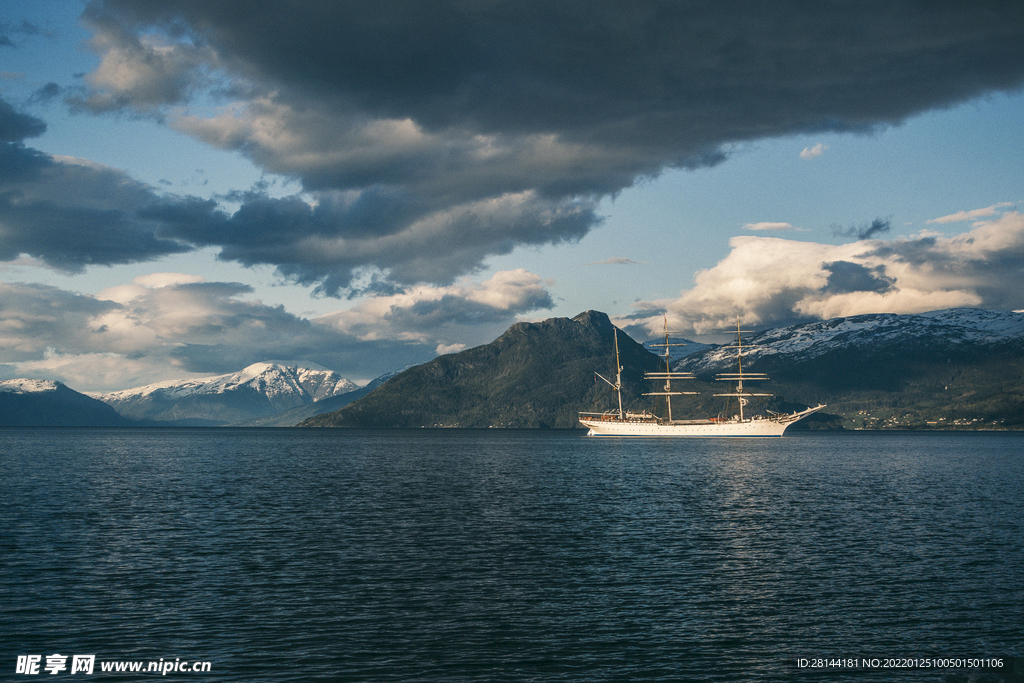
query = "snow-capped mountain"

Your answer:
(0, 378), (64, 395)
(99, 361), (361, 425)
(230, 367), (411, 427)
(1, 379), (131, 426)
(679, 308), (1024, 375)
(672, 308), (1024, 429)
